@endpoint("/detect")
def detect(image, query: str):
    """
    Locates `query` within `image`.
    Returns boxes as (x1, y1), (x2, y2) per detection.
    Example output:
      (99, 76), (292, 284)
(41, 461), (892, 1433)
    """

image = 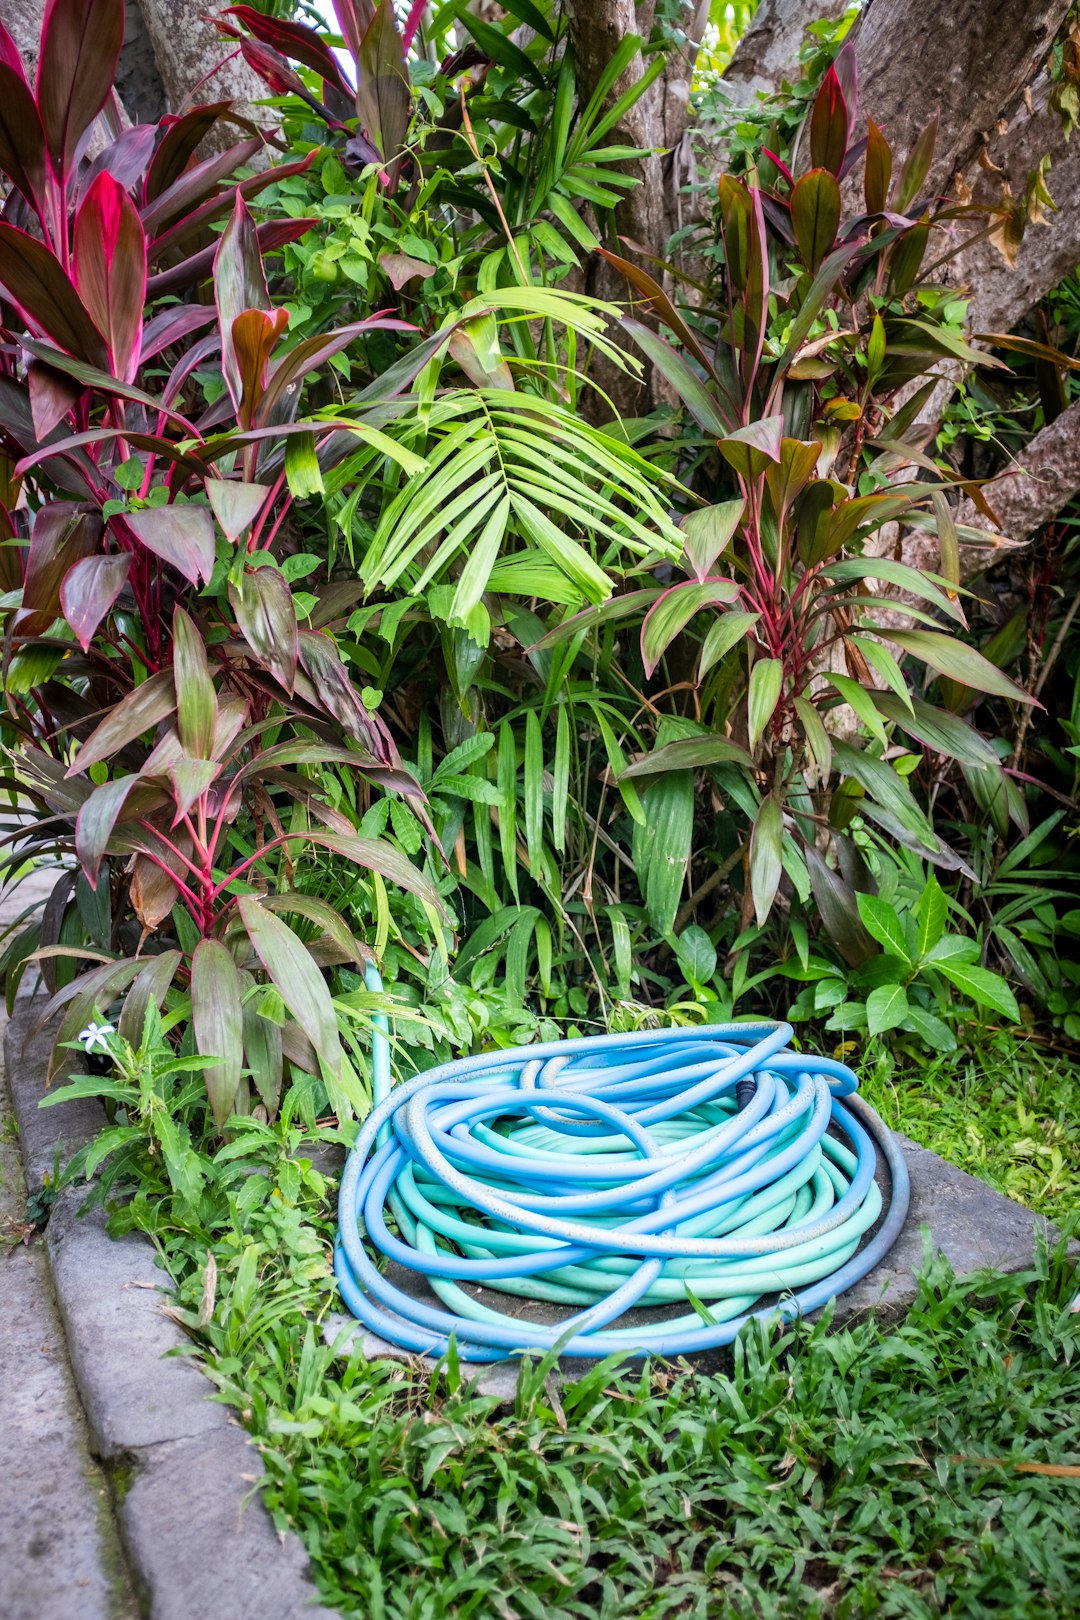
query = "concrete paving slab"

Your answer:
(3, 999), (340, 1620)
(0, 1037), (138, 1620)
